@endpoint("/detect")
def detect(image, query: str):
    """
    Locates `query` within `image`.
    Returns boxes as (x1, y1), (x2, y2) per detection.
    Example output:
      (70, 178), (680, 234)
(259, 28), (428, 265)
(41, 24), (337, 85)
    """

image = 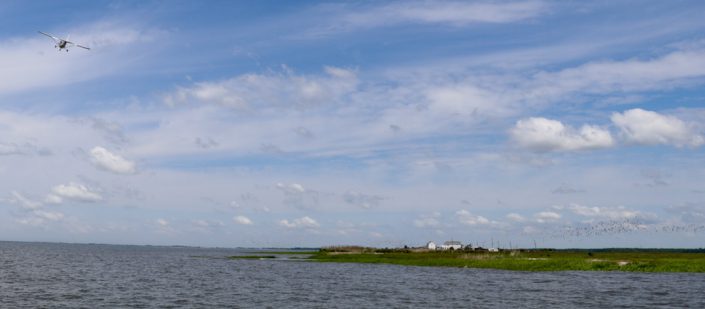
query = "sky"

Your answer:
(1, 0), (705, 248)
